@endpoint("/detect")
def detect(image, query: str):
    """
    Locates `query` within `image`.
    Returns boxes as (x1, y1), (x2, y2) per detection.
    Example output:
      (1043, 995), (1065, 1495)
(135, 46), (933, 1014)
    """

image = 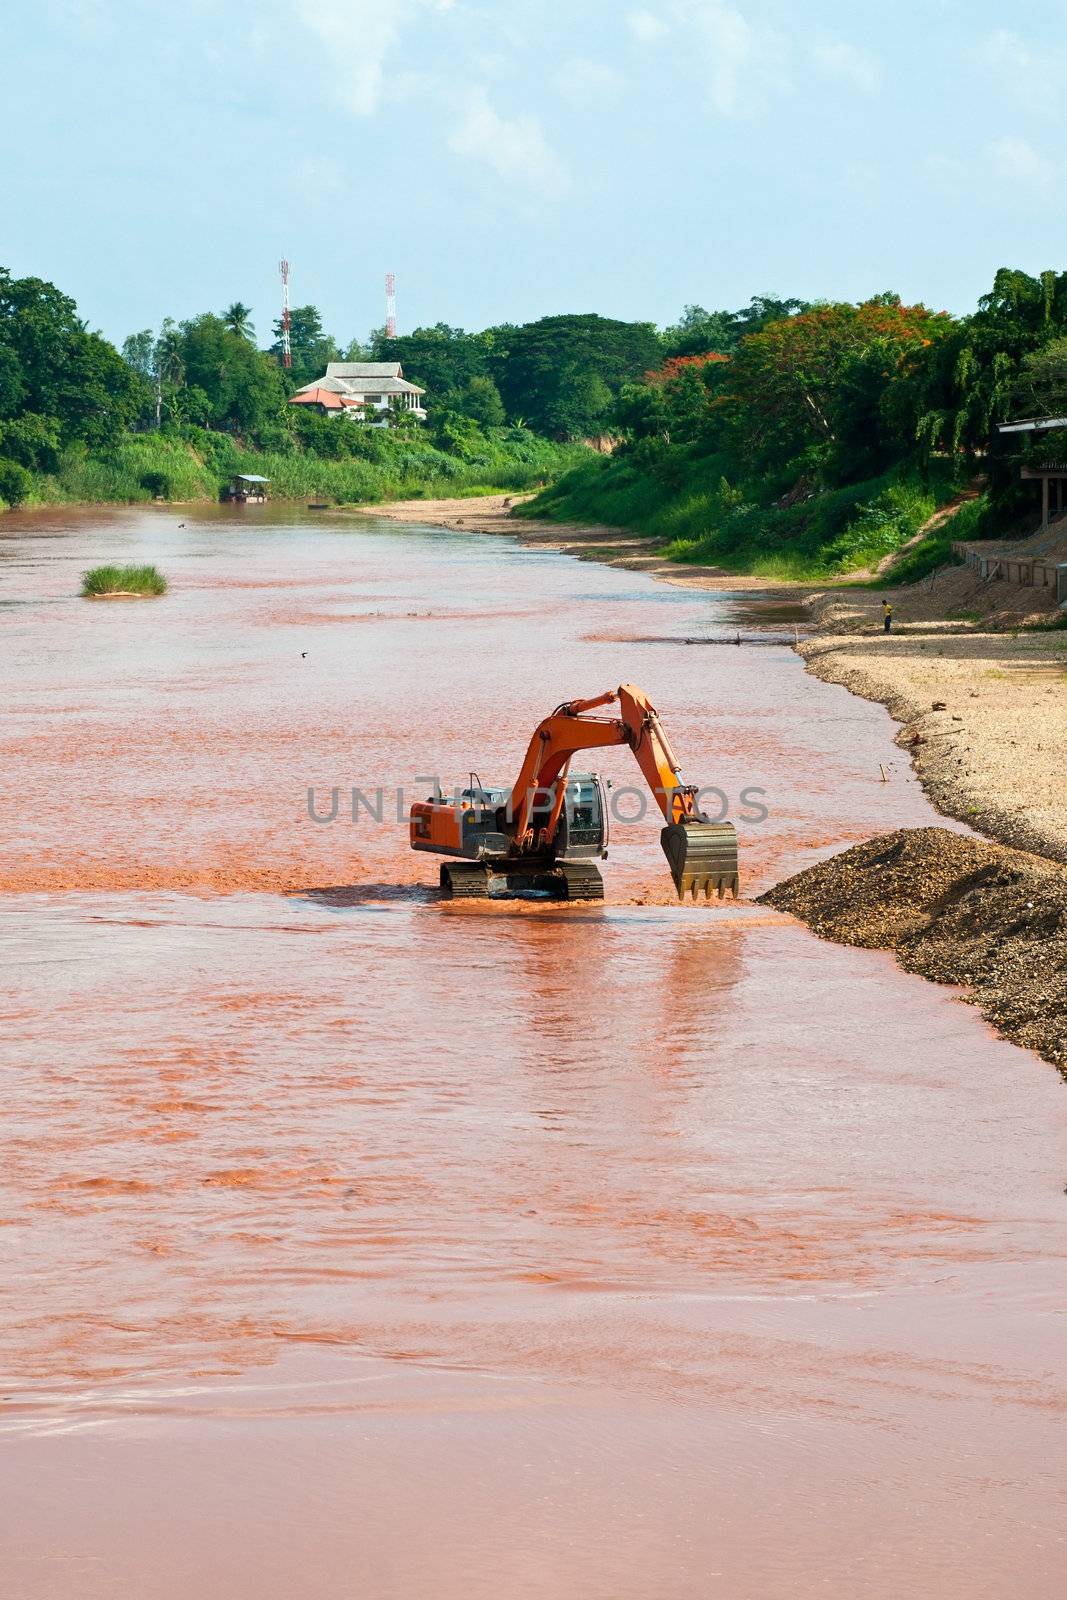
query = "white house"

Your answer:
(288, 362), (427, 426)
